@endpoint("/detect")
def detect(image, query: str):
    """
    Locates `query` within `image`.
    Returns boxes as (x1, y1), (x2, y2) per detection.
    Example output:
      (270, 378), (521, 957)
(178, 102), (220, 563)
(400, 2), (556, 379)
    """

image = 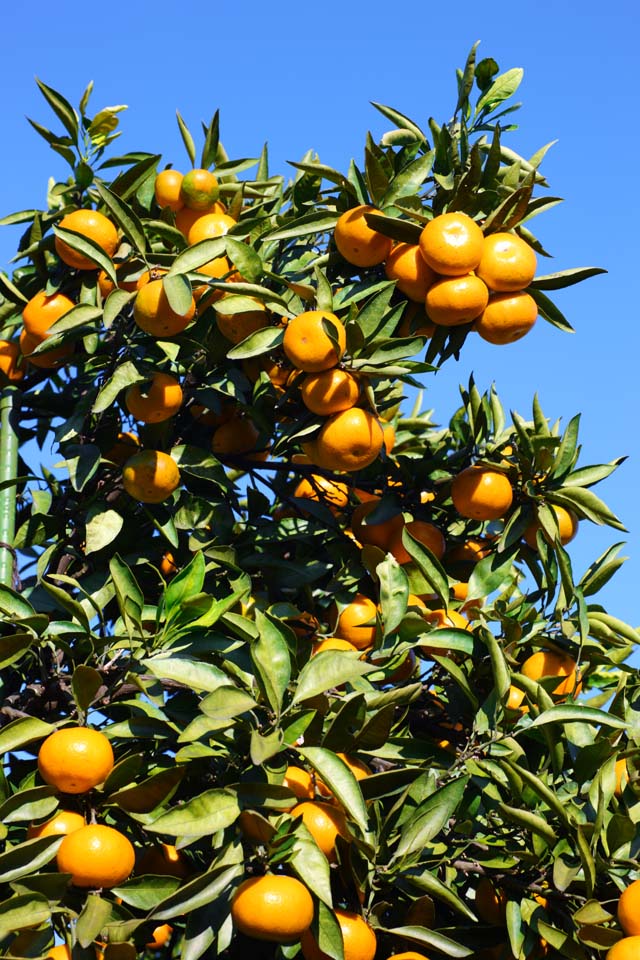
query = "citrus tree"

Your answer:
(1, 45), (639, 960)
